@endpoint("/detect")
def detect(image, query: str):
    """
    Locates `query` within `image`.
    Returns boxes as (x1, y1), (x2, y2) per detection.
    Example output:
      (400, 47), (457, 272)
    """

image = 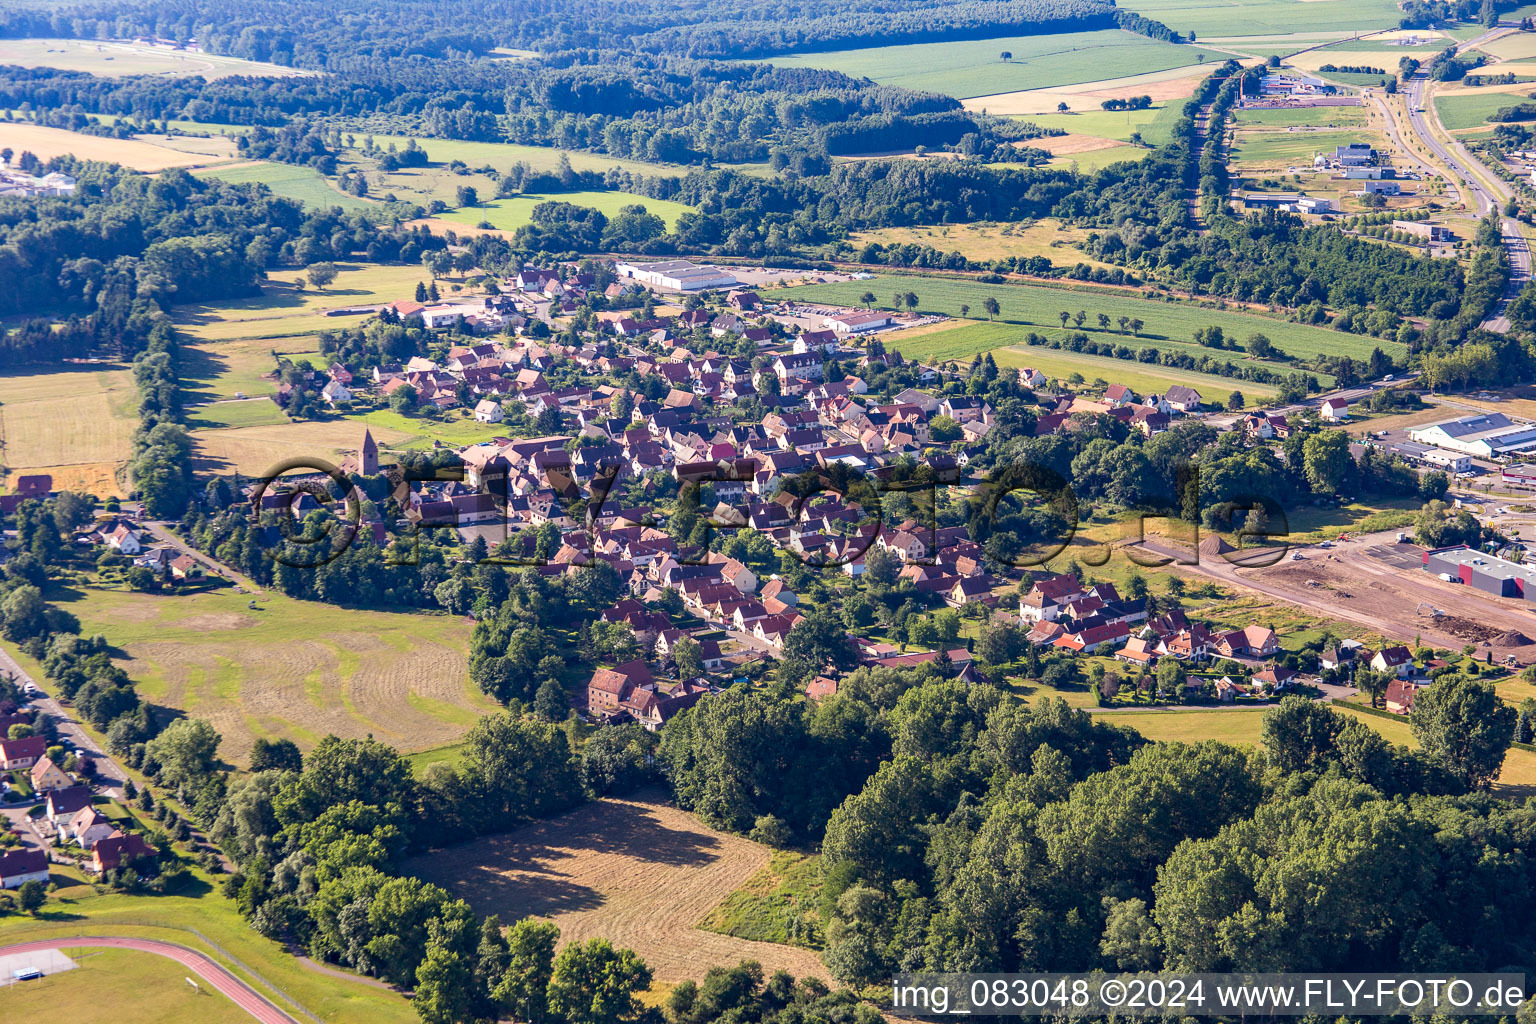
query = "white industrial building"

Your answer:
(1409, 413), (1536, 459)
(614, 259), (738, 291)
